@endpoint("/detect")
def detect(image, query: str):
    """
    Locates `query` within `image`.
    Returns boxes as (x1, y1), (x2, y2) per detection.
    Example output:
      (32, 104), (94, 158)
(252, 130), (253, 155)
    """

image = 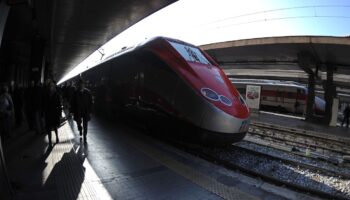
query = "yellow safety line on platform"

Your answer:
(124, 133), (259, 200)
(43, 123), (113, 200)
